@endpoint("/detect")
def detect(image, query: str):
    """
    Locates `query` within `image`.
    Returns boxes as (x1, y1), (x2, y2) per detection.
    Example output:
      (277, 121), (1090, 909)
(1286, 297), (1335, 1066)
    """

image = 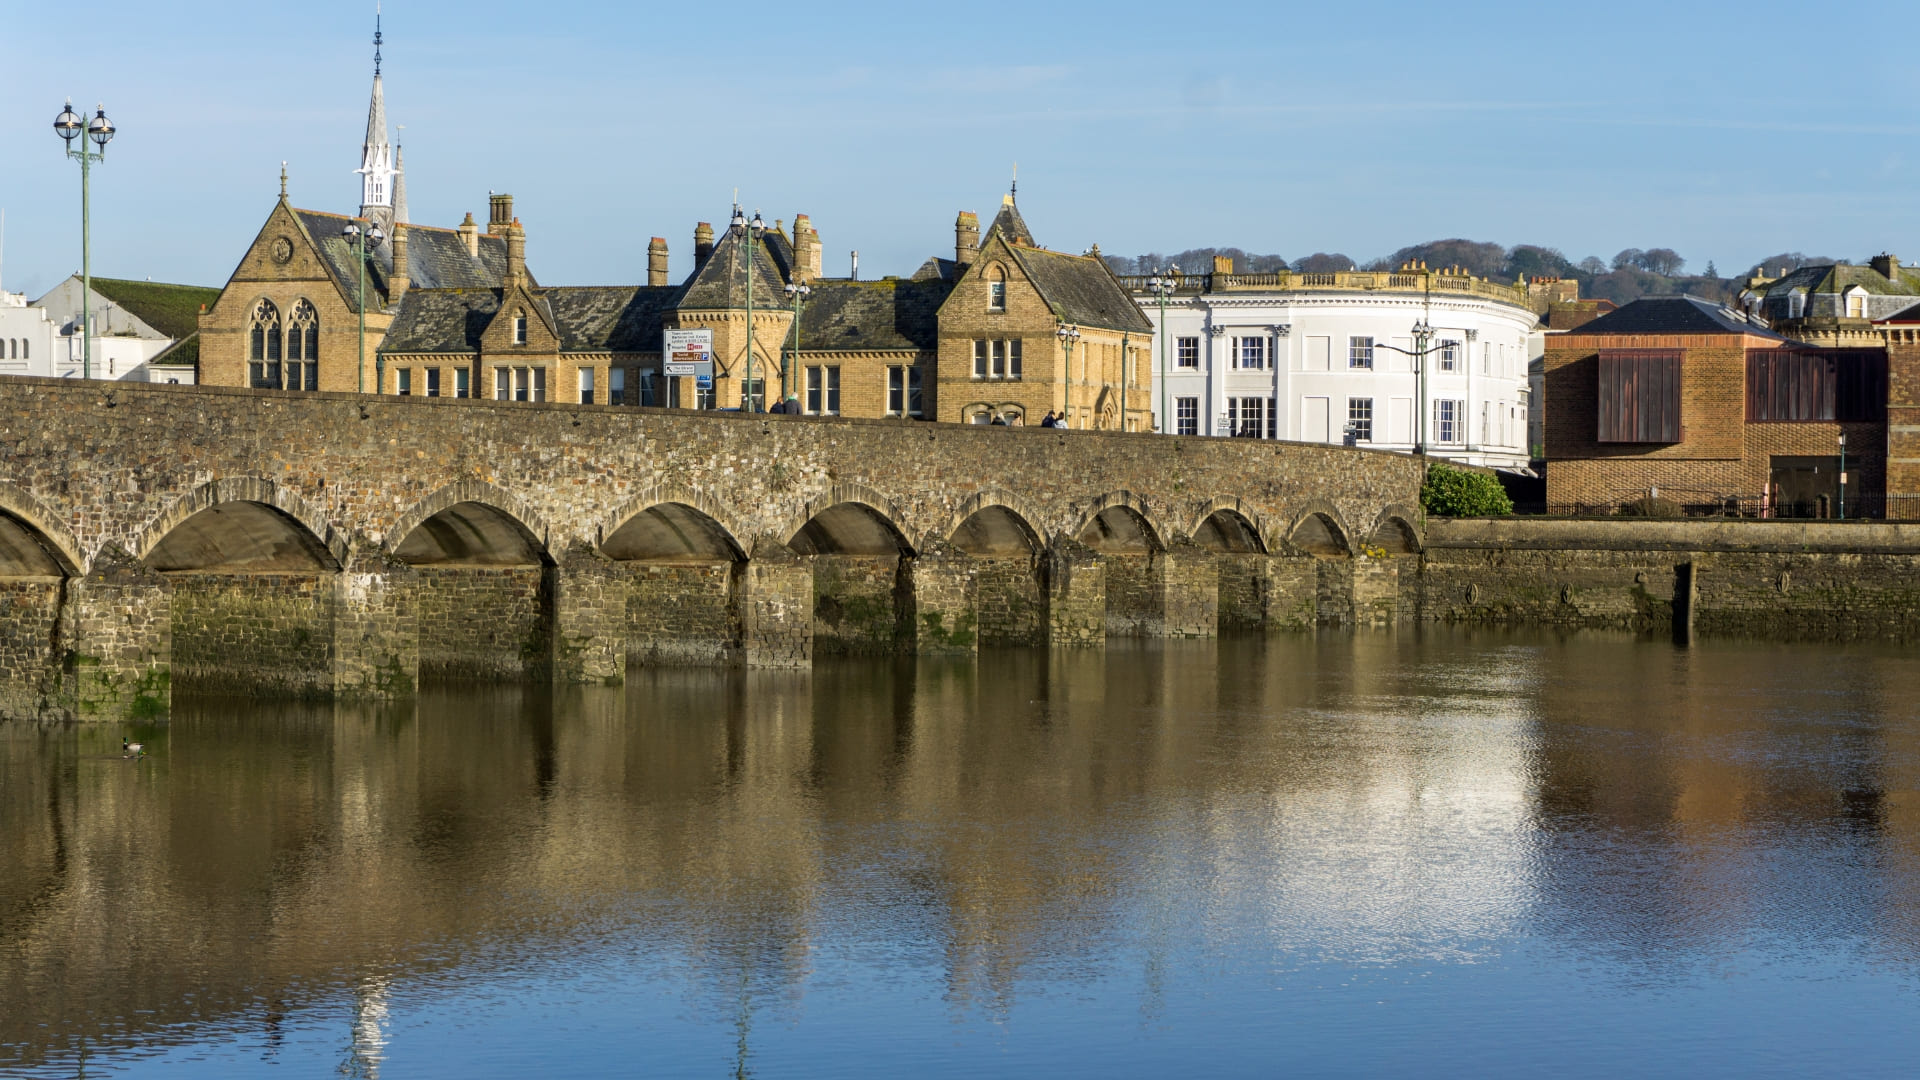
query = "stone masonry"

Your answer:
(0, 377), (1425, 721)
